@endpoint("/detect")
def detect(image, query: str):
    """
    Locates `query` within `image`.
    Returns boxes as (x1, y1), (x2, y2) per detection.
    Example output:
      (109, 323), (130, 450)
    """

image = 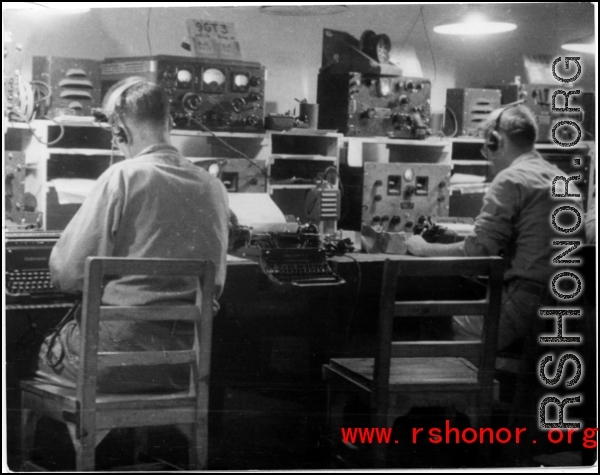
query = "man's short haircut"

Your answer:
(481, 104), (538, 149)
(103, 77), (170, 128)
